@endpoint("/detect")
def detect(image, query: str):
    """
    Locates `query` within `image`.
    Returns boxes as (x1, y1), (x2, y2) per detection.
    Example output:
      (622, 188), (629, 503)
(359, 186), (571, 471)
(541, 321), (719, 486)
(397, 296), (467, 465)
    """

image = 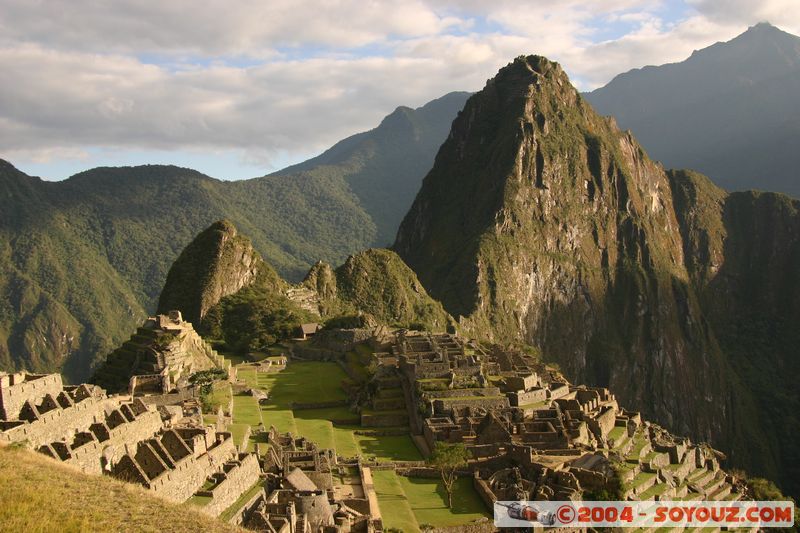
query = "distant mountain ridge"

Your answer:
(0, 92), (469, 381)
(273, 91), (471, 246)
(585, 22), (800, 197)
